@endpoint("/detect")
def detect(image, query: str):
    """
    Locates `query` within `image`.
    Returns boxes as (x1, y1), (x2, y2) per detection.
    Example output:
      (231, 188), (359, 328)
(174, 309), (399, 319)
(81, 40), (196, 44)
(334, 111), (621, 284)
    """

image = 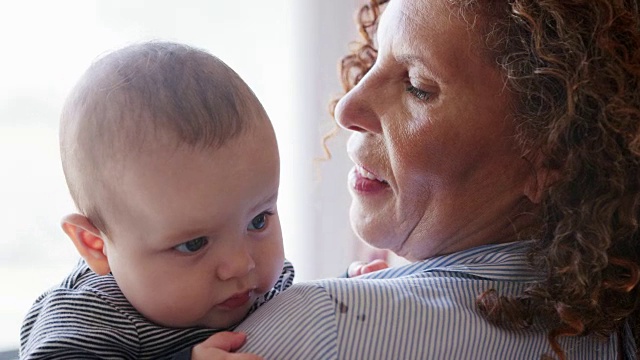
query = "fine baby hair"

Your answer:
(59, 41), (269, 235)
